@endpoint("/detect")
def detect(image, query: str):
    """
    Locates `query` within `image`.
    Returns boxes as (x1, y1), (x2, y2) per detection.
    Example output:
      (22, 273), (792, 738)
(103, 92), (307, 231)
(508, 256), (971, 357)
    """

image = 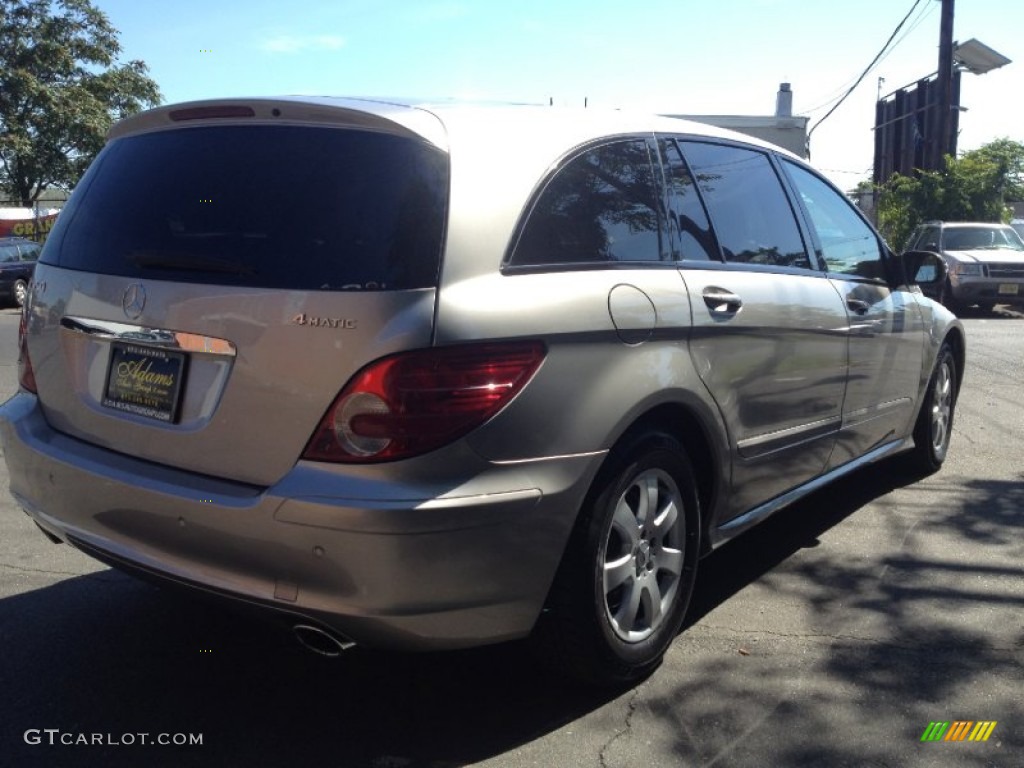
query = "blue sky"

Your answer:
(95, 0), (1022, 189)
